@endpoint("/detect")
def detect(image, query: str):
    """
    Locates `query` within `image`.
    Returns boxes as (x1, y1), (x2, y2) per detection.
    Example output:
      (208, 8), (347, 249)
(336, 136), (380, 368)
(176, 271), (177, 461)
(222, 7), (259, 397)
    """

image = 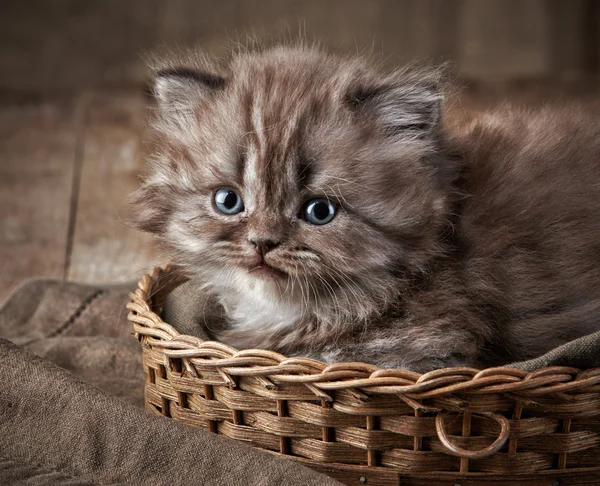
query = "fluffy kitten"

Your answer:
(132, 46), (600, 372)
